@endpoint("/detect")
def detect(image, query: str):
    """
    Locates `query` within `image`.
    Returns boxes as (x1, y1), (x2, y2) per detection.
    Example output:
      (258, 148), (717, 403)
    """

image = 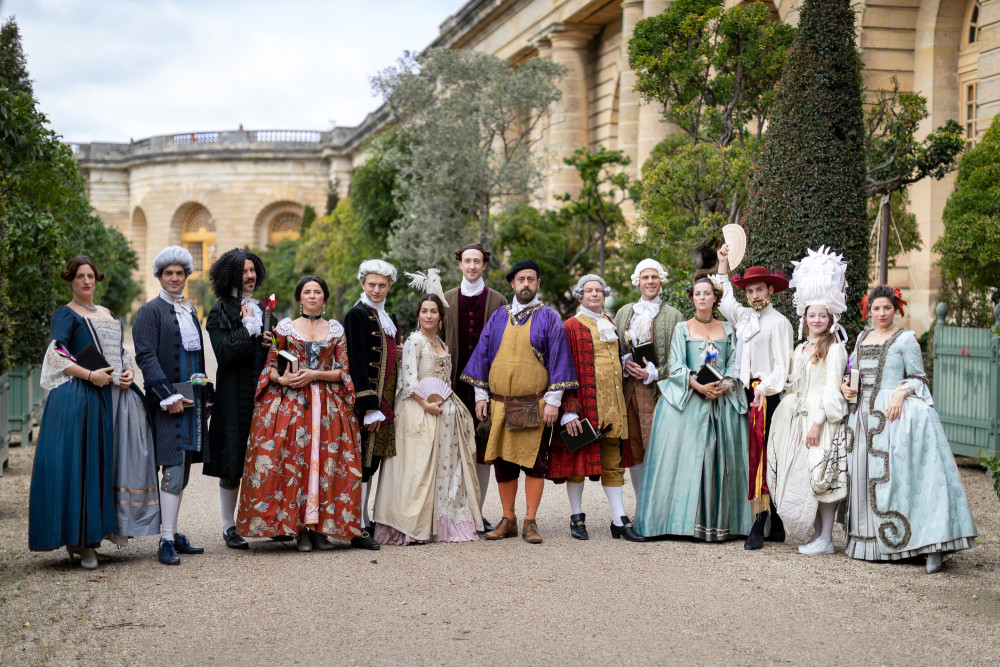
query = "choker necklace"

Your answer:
(302, 313), (323, 321)
(694, 313), (713, 324)
(73, 298), (98, 312)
